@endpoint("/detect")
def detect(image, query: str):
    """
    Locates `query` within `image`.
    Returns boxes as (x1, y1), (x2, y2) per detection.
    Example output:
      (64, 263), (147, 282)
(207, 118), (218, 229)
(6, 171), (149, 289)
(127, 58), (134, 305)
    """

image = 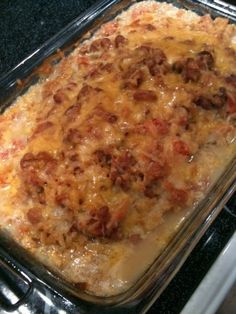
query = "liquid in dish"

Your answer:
(0, 1), (235, 296)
